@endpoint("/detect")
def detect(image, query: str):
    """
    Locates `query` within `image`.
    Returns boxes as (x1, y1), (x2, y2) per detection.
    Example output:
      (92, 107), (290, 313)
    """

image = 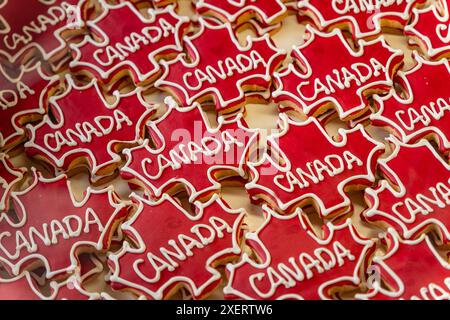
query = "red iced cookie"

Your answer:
(246, 114), (384, 216)
(0, 169), (129, 278)
(405, 0), (450, 60)
(357, 229), (450, 300)
(299, 0), (426, 40)
(273, 26), (403, 120)
(70, 1), (189, 87)
(195, 0), (287, 27)
(0, 0), (89, 63)
(0, 271), (43, 300)
(25, 75), (156, 177)
(363, 138), (450, 244)
(155, 20), (286, 115)
(121, 98), (258, 202)
(108, 193), (245, 300)
(224, 206), (375, 299)
(0, 62), (59, 150)
(371, 54), (450, 152)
